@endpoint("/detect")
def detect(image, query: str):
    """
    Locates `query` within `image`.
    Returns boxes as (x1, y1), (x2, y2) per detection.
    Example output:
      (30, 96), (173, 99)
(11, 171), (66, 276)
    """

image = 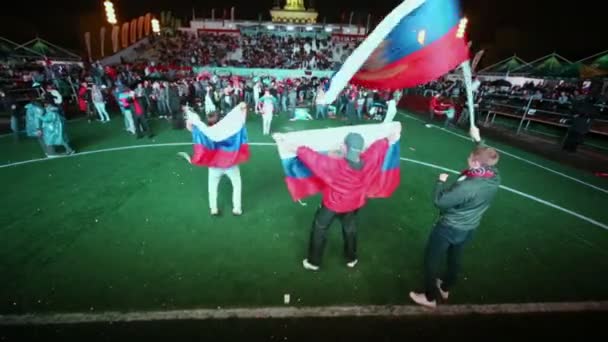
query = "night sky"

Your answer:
(0, 0), (604, 66)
